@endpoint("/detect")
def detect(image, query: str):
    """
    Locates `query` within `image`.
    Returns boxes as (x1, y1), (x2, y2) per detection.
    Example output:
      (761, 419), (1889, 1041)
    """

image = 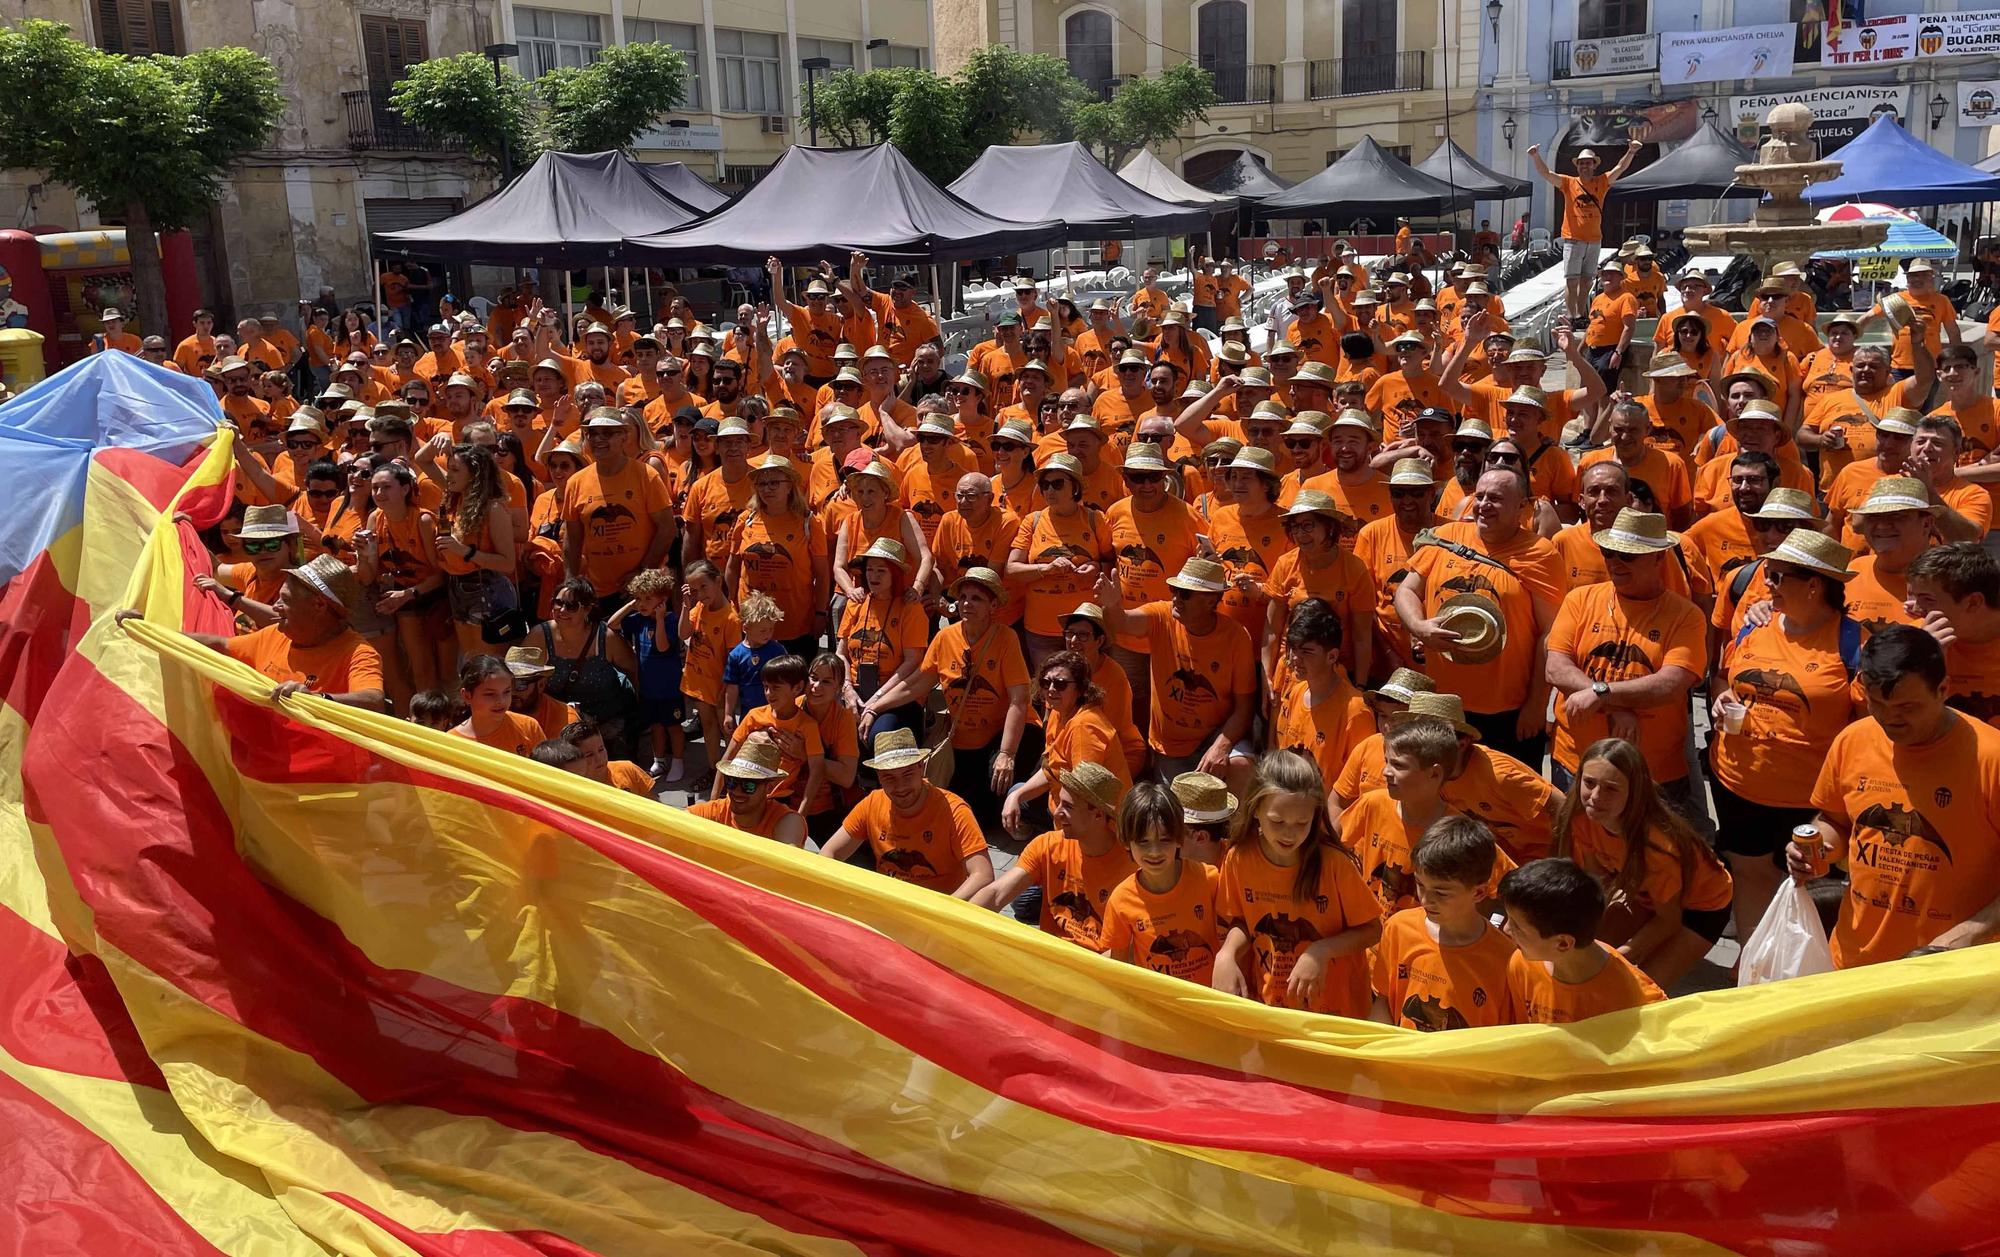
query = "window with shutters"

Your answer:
(875, 44), (927, 70)
(361, 14), (429, 135)
(715, 28), (783, 114)
(626, 18), (701, 108)
(796, 37), (855, 73)
(95, 0), (180, 55)
(1063, 10), (1115, 95)
(518, 8), (603, 78)
(1577, 0), (1647, 40)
